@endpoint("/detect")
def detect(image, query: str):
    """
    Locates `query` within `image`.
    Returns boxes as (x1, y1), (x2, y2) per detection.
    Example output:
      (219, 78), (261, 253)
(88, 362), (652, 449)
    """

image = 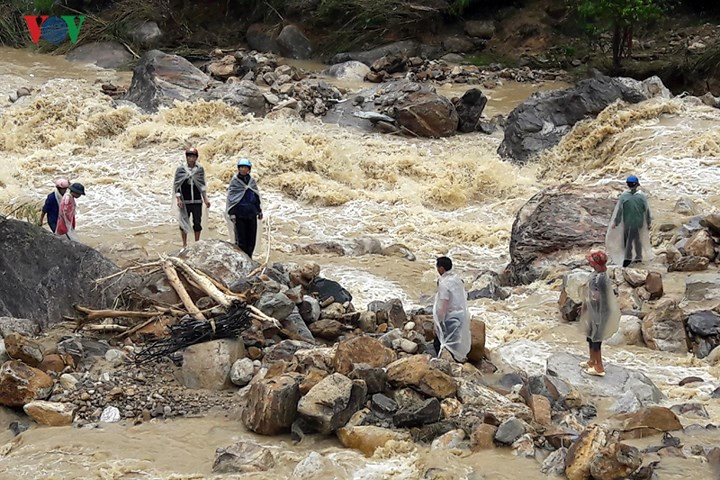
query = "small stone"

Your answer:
(512, 433), (535, 457)
(100, 406), (121, 423)
(248, 347), (262, 360)
(9, 421), (29, 436)
(24, 401), (75, 426)
(104, 349), (125, 366)
(679, 376), (704, 386)
(371, 393), (398, 416)
(392, 338), (418, 354)
(213, 441), (275, 474)
(163, 406), (172, 416)
(495, 417), (525, 444)
(431, 429), (465, 450)
(470, 424), (497, 450)
(231, 358), (255, 387)
(59, 374), (78, 390)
